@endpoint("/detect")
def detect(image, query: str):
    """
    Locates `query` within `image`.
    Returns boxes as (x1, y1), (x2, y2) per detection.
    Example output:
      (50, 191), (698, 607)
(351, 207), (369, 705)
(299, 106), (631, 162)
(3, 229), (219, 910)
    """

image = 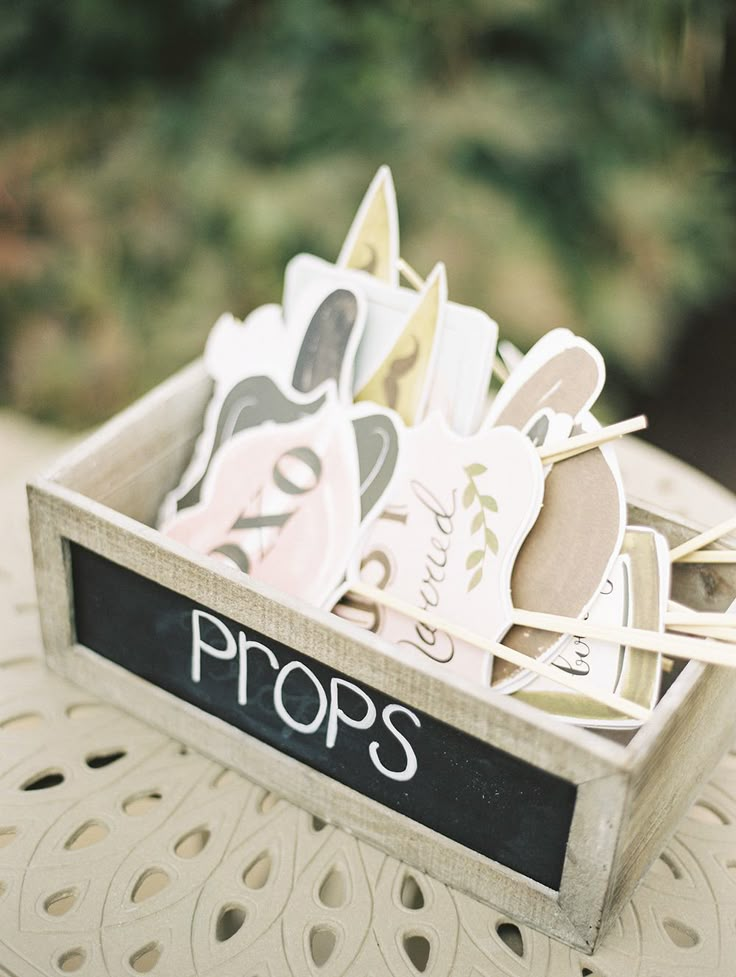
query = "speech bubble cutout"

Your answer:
(338, 415), (544, 685)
